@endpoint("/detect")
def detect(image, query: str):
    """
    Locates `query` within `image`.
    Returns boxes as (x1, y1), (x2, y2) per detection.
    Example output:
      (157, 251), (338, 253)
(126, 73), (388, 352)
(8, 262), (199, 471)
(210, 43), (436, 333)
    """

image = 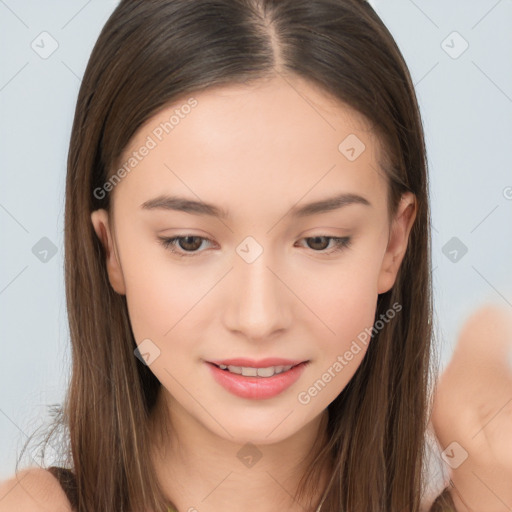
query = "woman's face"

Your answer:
(91, 74), (415, 445)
